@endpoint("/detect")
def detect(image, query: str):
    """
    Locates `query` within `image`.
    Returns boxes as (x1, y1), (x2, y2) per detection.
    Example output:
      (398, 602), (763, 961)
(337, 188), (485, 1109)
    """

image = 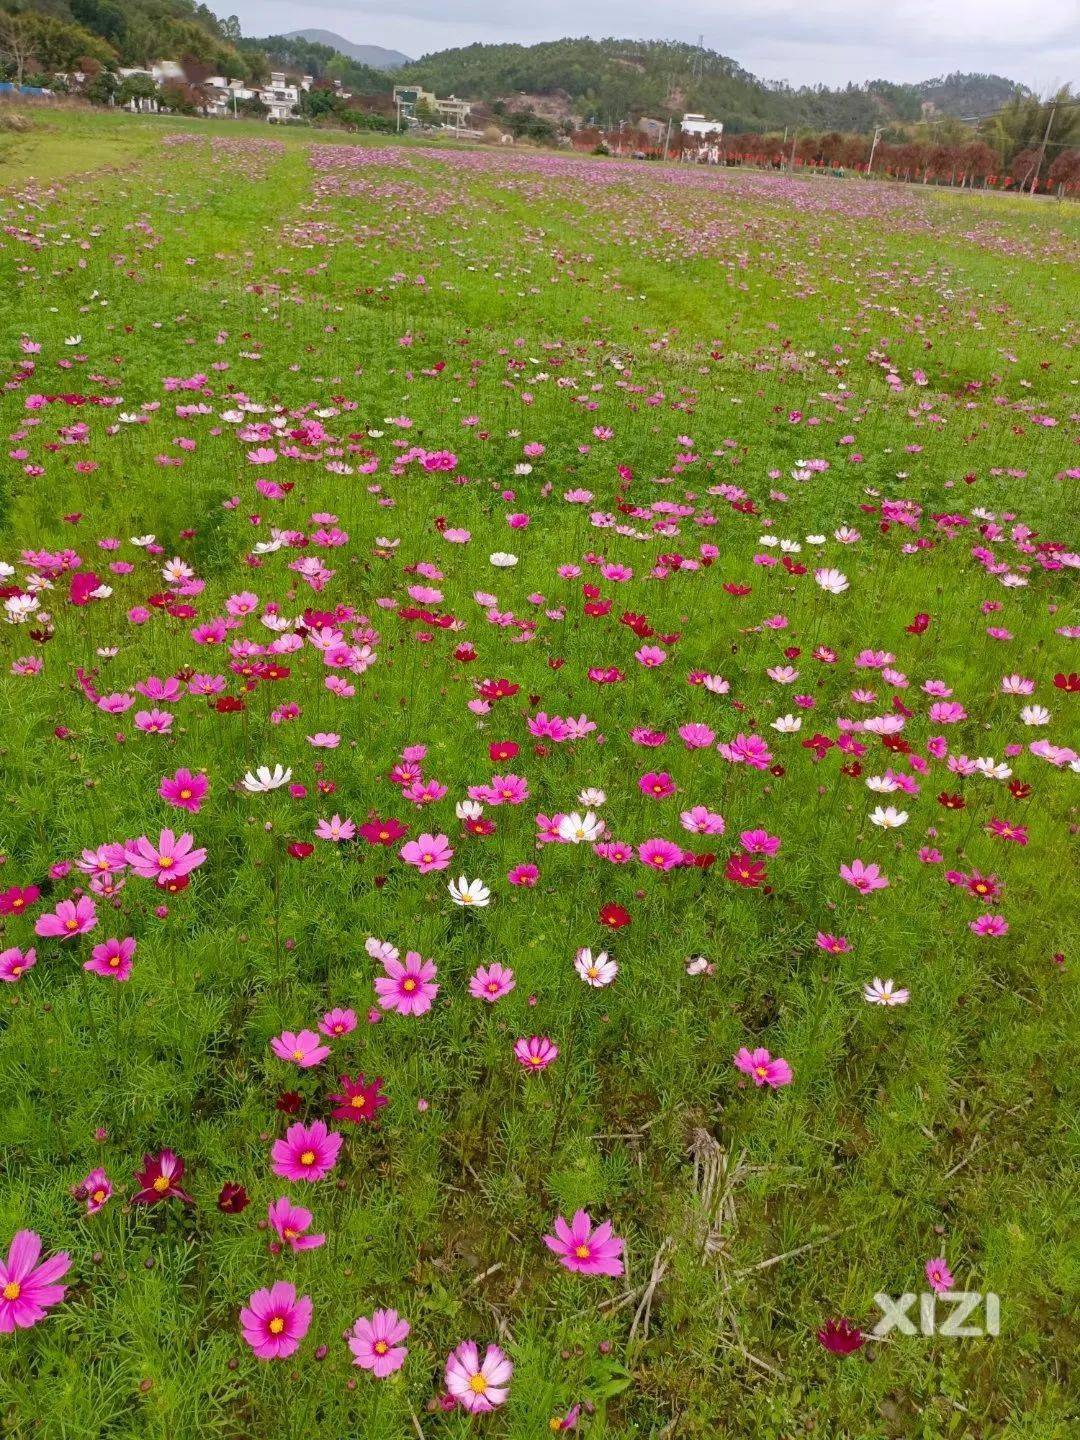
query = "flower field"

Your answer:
(0, 112), (1076, 1438)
